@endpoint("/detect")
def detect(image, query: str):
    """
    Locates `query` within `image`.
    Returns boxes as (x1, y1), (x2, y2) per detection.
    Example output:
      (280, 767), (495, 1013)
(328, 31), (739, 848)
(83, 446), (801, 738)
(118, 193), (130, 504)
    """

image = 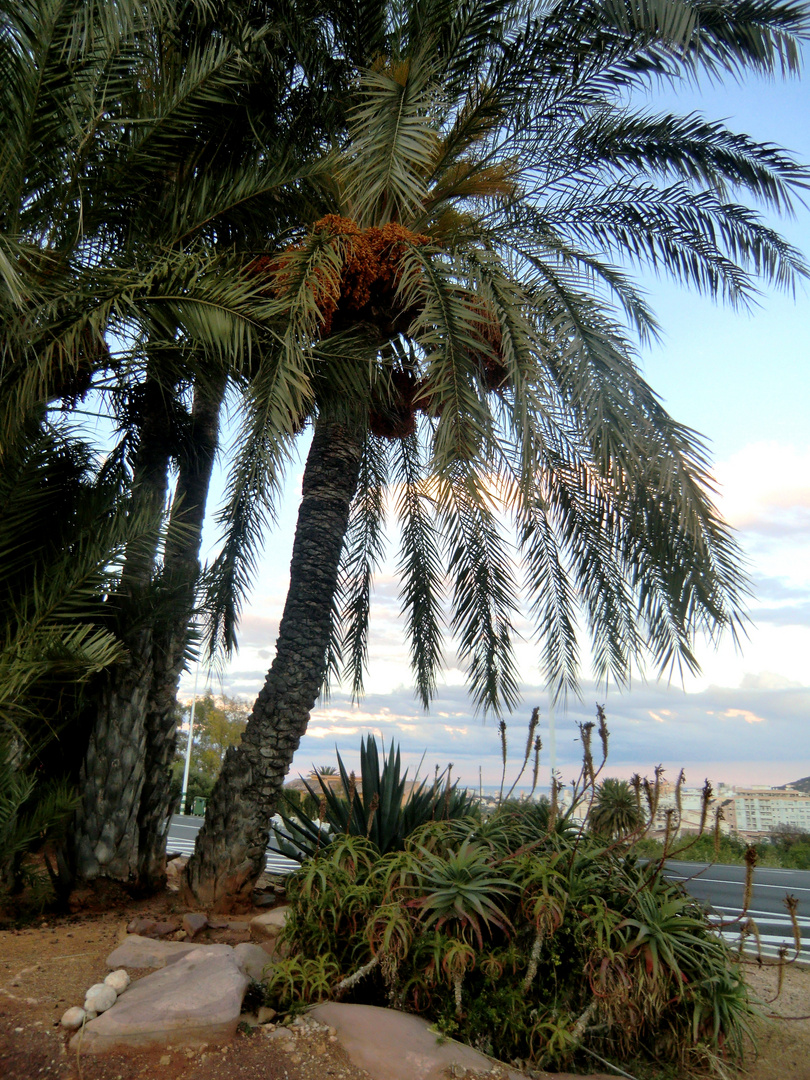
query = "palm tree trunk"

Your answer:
(183, 416), (364, 911)
(71, 372), (175, 882)
(136, 373), (226, 890)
